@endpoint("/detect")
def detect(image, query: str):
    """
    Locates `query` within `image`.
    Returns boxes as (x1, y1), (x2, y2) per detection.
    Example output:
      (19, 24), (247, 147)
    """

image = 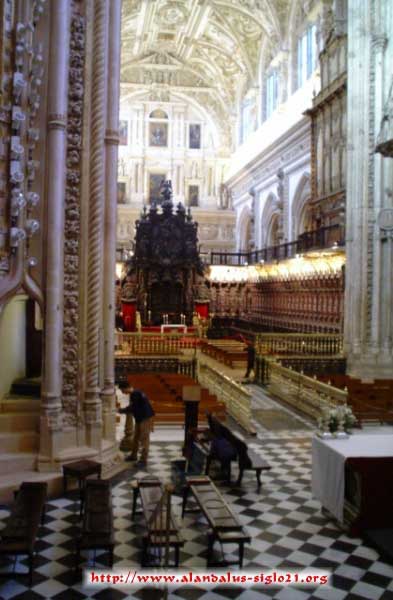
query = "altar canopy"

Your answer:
(121, 181), (209, 325)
